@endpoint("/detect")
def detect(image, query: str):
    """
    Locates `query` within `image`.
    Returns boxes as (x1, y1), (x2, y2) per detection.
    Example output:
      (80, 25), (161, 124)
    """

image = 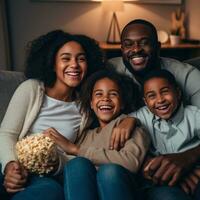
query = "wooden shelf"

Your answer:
(99, 42), (200, 50)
